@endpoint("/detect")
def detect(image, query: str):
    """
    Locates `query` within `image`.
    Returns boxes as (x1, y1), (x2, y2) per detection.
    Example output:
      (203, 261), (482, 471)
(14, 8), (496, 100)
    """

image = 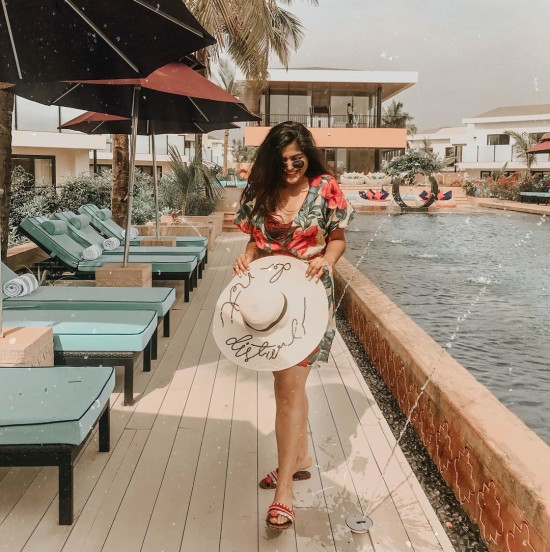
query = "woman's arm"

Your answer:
(234, 237), (262, 275)
(305, 228), (346, 280)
